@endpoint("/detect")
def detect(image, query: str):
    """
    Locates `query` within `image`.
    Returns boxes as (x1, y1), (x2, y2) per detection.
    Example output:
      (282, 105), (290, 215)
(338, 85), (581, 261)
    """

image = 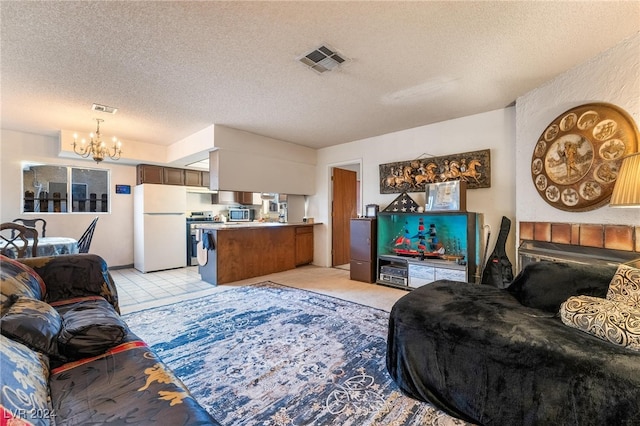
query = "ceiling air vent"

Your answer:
(92, 103), (118, 114)
(298, 45), (348, 74)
